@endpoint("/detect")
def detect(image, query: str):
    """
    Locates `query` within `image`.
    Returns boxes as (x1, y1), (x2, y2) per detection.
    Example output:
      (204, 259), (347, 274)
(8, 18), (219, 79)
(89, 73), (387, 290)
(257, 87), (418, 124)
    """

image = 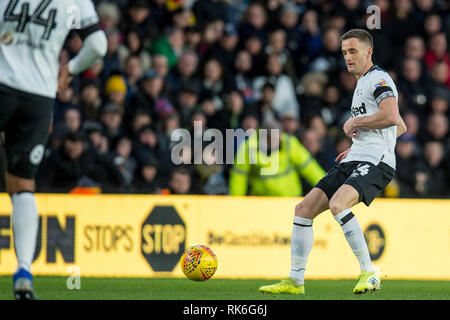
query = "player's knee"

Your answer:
(294, 201), (309, 218)
(6, 173), (35, 195)
(329, 199), (346, 216)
